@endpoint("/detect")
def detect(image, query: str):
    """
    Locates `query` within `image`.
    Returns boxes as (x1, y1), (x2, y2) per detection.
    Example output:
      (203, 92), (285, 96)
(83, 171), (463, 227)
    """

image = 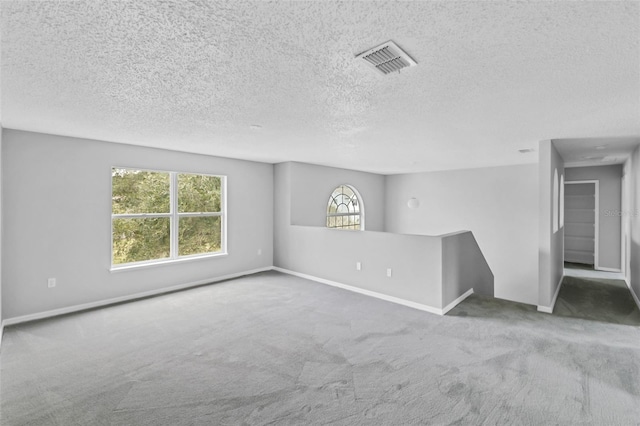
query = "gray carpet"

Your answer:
(2, 271), (640, 425)
(554, 275), (640, 326)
